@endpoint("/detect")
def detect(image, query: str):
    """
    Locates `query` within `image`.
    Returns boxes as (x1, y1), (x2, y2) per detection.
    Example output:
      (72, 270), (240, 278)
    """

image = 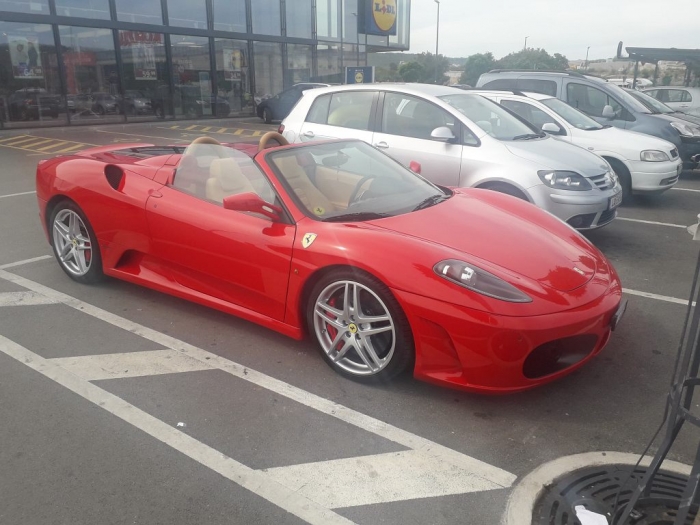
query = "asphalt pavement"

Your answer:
(1, 118), (699, 525)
